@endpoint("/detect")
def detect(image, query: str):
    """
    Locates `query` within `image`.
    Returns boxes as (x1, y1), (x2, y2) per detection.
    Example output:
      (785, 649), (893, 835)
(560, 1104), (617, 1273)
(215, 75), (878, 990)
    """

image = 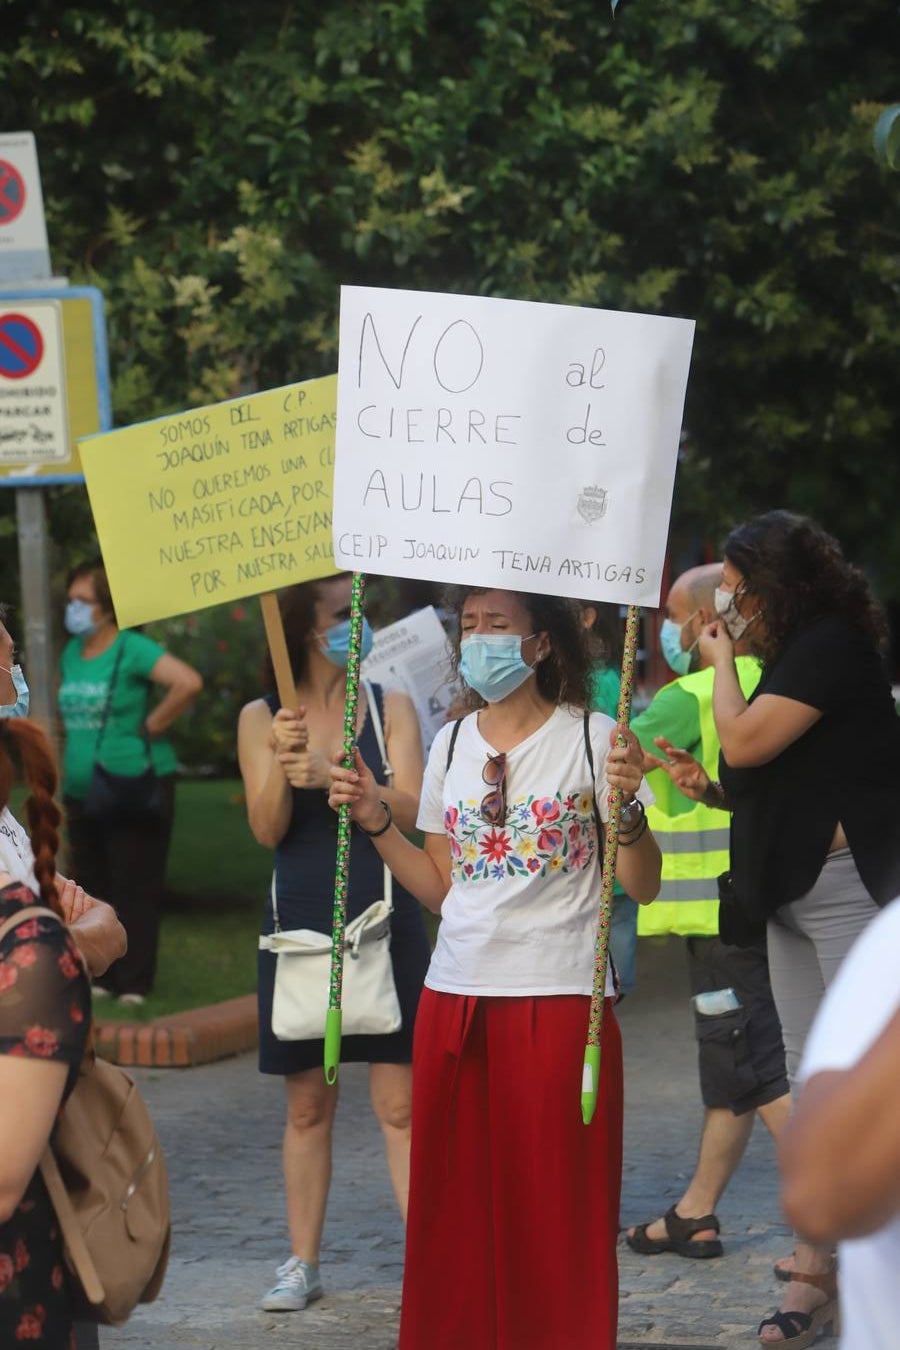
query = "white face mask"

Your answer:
(714, 587), (757, 642)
